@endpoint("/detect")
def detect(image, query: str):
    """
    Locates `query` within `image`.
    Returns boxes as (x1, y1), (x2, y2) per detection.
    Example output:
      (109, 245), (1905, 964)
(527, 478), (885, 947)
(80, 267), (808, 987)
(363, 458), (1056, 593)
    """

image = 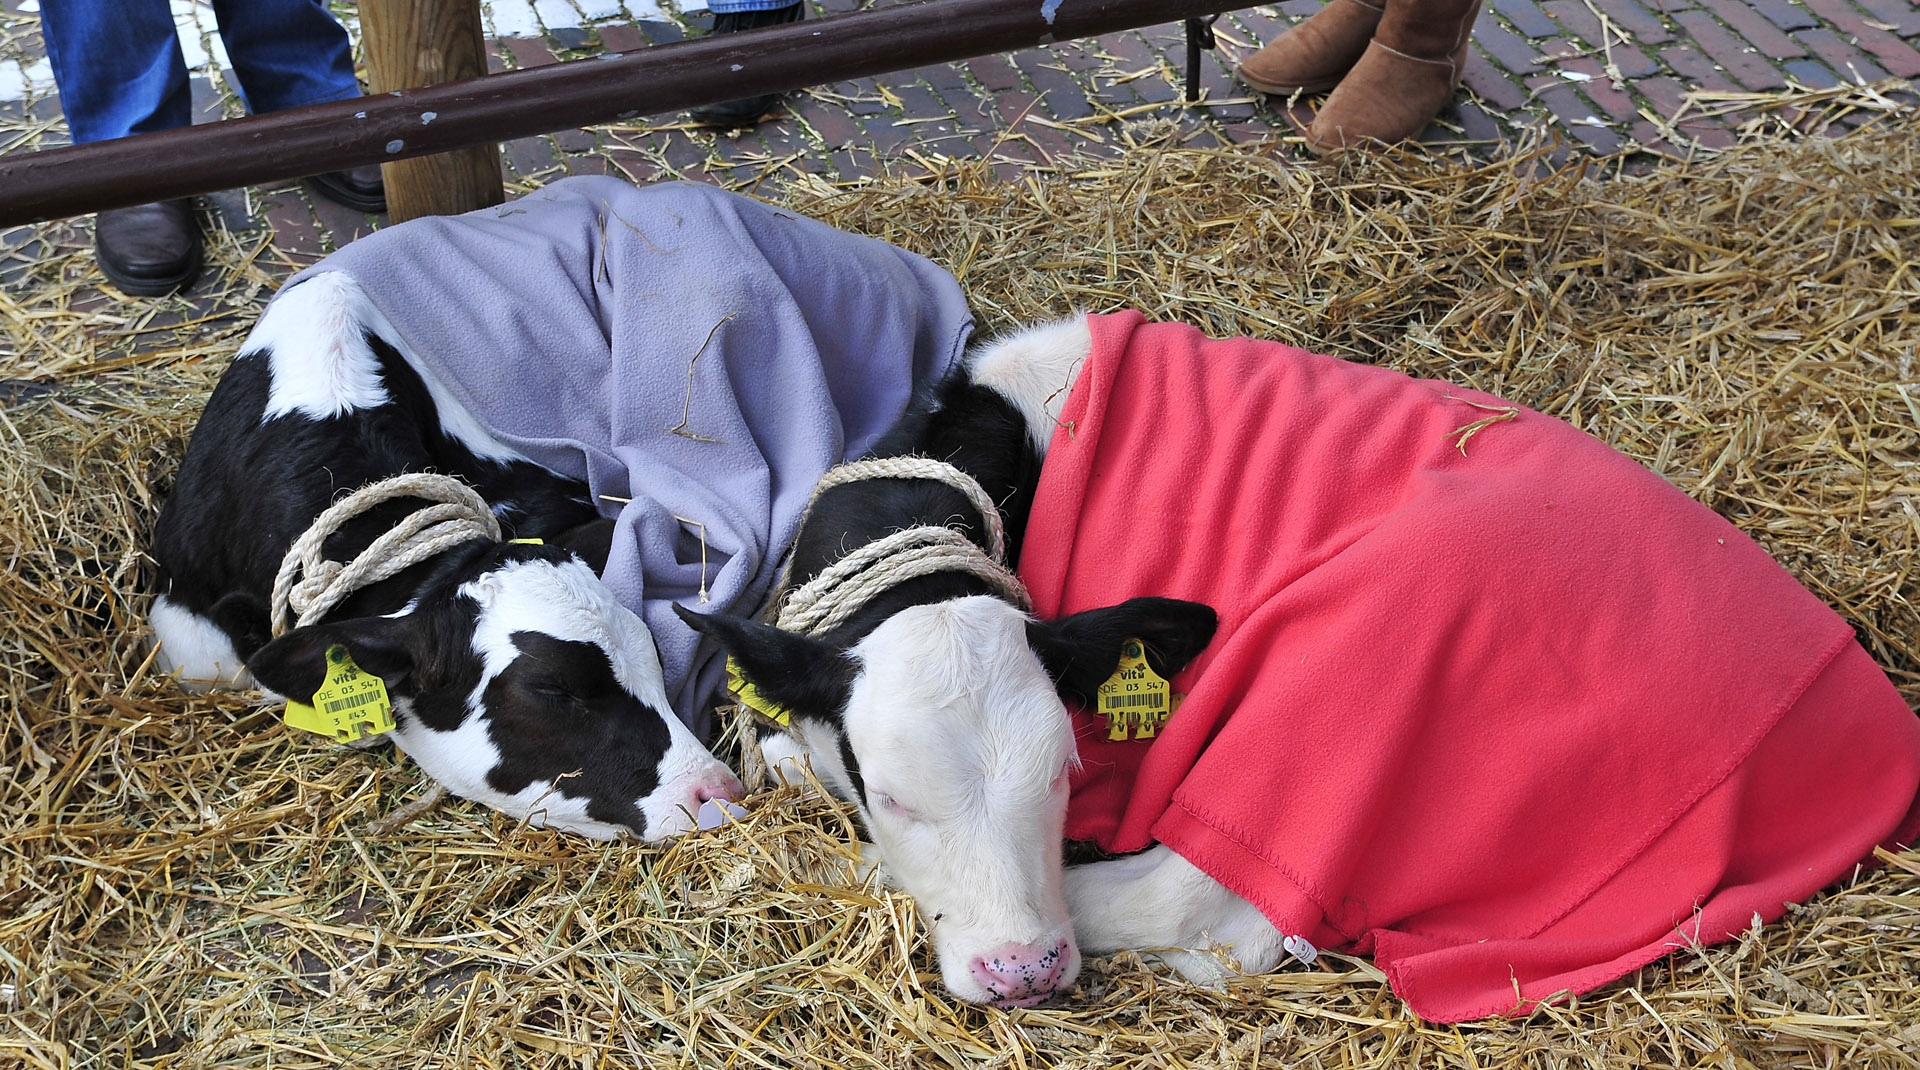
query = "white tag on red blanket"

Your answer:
(1283, 934), (1319, 967)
